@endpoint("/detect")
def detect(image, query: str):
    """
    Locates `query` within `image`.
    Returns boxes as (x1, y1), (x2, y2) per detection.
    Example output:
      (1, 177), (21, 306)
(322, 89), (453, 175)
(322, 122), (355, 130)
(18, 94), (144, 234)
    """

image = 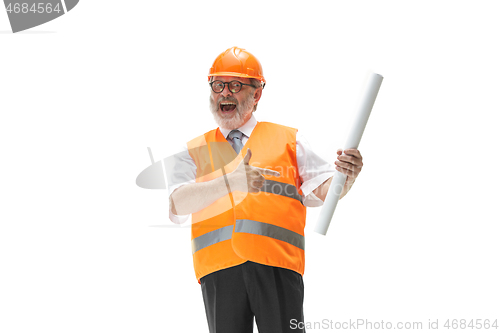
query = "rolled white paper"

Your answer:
(314, 73), (383, 235)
